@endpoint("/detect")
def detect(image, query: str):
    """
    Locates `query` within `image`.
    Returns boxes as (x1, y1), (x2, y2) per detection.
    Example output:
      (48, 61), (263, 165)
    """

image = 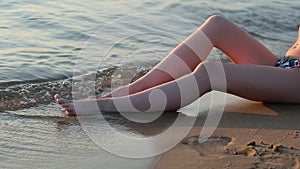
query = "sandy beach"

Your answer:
(152, 93), (300, 169)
